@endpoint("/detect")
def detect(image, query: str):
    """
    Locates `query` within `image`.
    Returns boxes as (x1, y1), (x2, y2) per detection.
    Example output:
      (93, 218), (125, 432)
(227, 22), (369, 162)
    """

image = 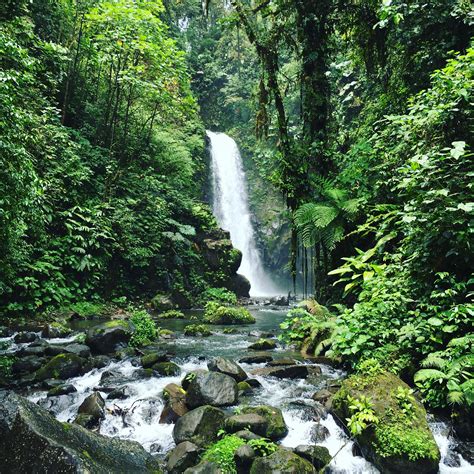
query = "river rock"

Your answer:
(238, 354), (273, 364)
(248, 339), (276, 351)
(45, 343), (91, 358)
(184, 461), (223, 473)
(75, 392), (105, 429)
(173, 405), (226, 446)
(12, 356), (45, 374)
(34, 353), (86, 381)
(312, 388), (333, 404)
(225, 413), (268, 435)
(41, 323), (71, 339)
(167, 441), (200, 474)
(240, 405), (288, 441)
(182, 370), (208, 390)
(160, 383), (188, 423)
(251, 365), (308, 379)
(86, 320), (133, 354)
(107, 387), (128, 400)
(208, 357), (247, 382)
(186, 371), (238, 408)
(47, 384), (77, 397)
(250, 448), (315, 473)
(294, 445), (331, 469)
(141, 351), (169, 368)
(234, 430), (262, 441)
(17, 343), (47, 357)
(14, 331), (38, 343)
(267, 358), (297, 366)
(0, 392), (161, 473)
(151, 293), (175, 311)
(152, 361), (180, 376)
(235, 444), (256, 472)
(333, 370), (440, 473)
(228, 274), (251, 297)
(309, 423), (330, 443)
